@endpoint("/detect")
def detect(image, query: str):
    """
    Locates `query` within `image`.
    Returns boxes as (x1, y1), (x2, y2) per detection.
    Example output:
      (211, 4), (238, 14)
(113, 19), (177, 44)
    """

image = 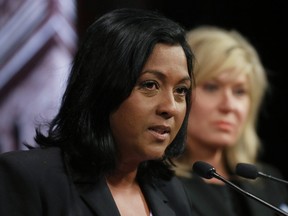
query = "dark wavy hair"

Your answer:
(34, 8), (194, 181)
